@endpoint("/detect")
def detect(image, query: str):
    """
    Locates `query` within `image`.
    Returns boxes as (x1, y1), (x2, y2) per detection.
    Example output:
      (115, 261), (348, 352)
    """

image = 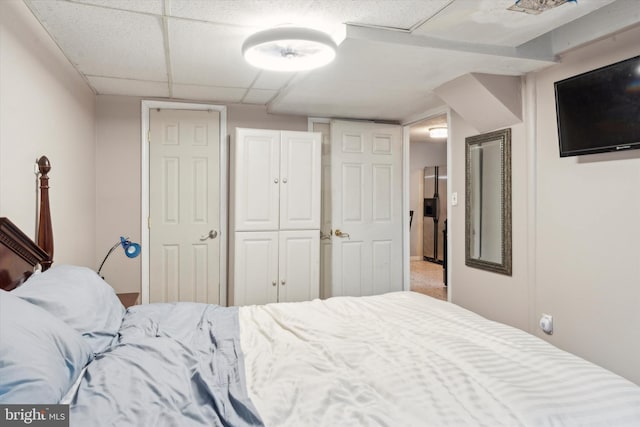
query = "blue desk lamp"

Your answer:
(97, 236), (141, 276)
